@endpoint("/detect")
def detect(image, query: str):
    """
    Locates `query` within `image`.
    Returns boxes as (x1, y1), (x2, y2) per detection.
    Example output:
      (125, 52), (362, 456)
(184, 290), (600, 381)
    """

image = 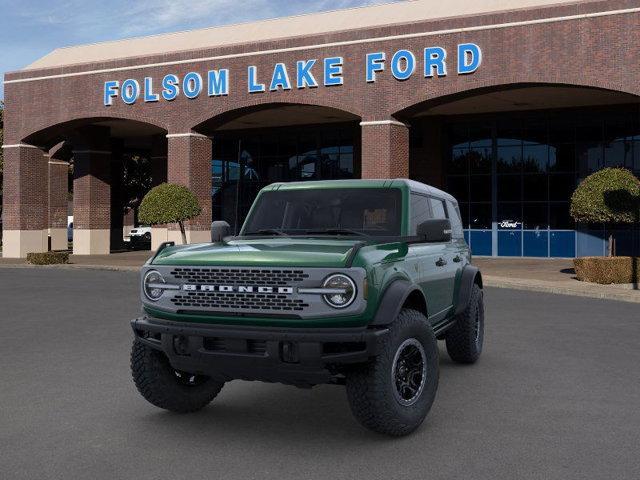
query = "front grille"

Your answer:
(170, 267), (309, 286)
(170, 291), (309, 311)
(147, 265), (365, 318)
